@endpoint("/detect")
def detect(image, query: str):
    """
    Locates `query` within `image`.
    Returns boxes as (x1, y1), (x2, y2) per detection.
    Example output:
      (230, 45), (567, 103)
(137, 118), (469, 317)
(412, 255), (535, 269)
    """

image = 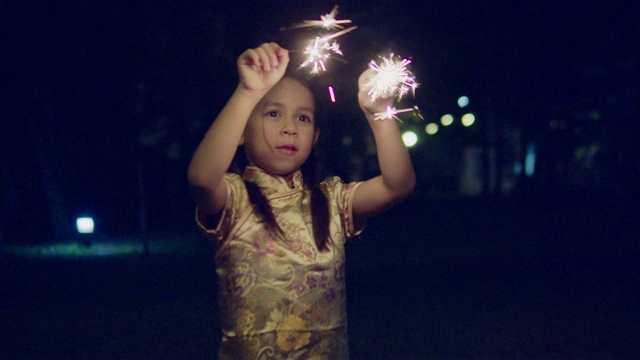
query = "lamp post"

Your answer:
(76, 216), (94, 247)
